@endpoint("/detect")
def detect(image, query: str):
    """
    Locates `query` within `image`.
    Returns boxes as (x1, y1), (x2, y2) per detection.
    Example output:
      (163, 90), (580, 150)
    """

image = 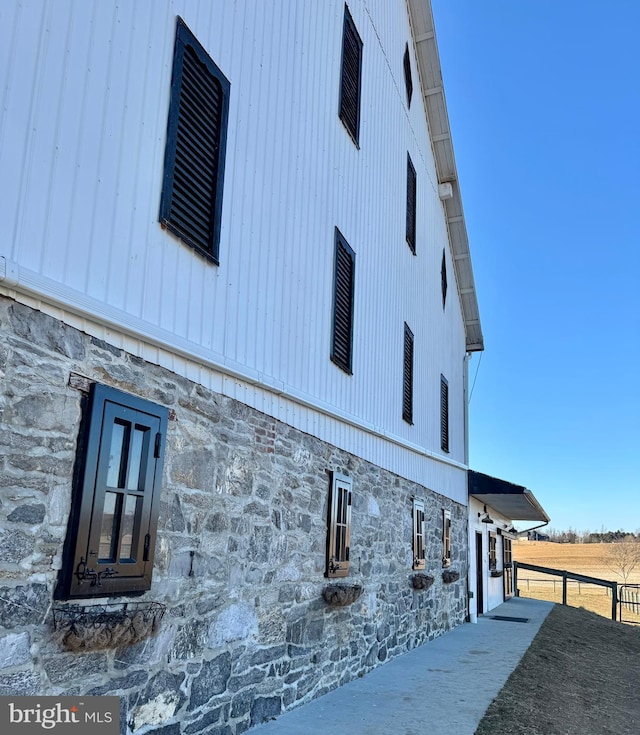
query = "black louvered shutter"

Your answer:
(160, 18), (230, 264)
(441, 375), (449, 452)
(339, 7), (363, 145)
(403, 323), (414, 424)
(441, 249), (448, 308)
(406, 155), (417, 254)
(331, 230), (356, 374)
(404, 44), (413, 107)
